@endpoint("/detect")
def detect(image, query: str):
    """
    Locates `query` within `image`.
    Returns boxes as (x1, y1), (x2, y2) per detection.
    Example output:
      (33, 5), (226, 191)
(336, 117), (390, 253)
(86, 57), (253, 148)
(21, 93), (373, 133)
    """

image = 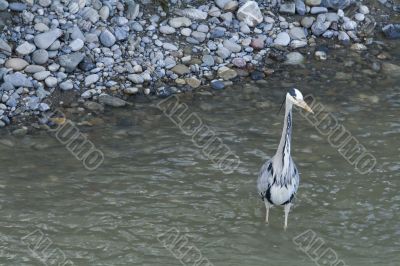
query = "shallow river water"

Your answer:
(1, 40), (400, 265)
